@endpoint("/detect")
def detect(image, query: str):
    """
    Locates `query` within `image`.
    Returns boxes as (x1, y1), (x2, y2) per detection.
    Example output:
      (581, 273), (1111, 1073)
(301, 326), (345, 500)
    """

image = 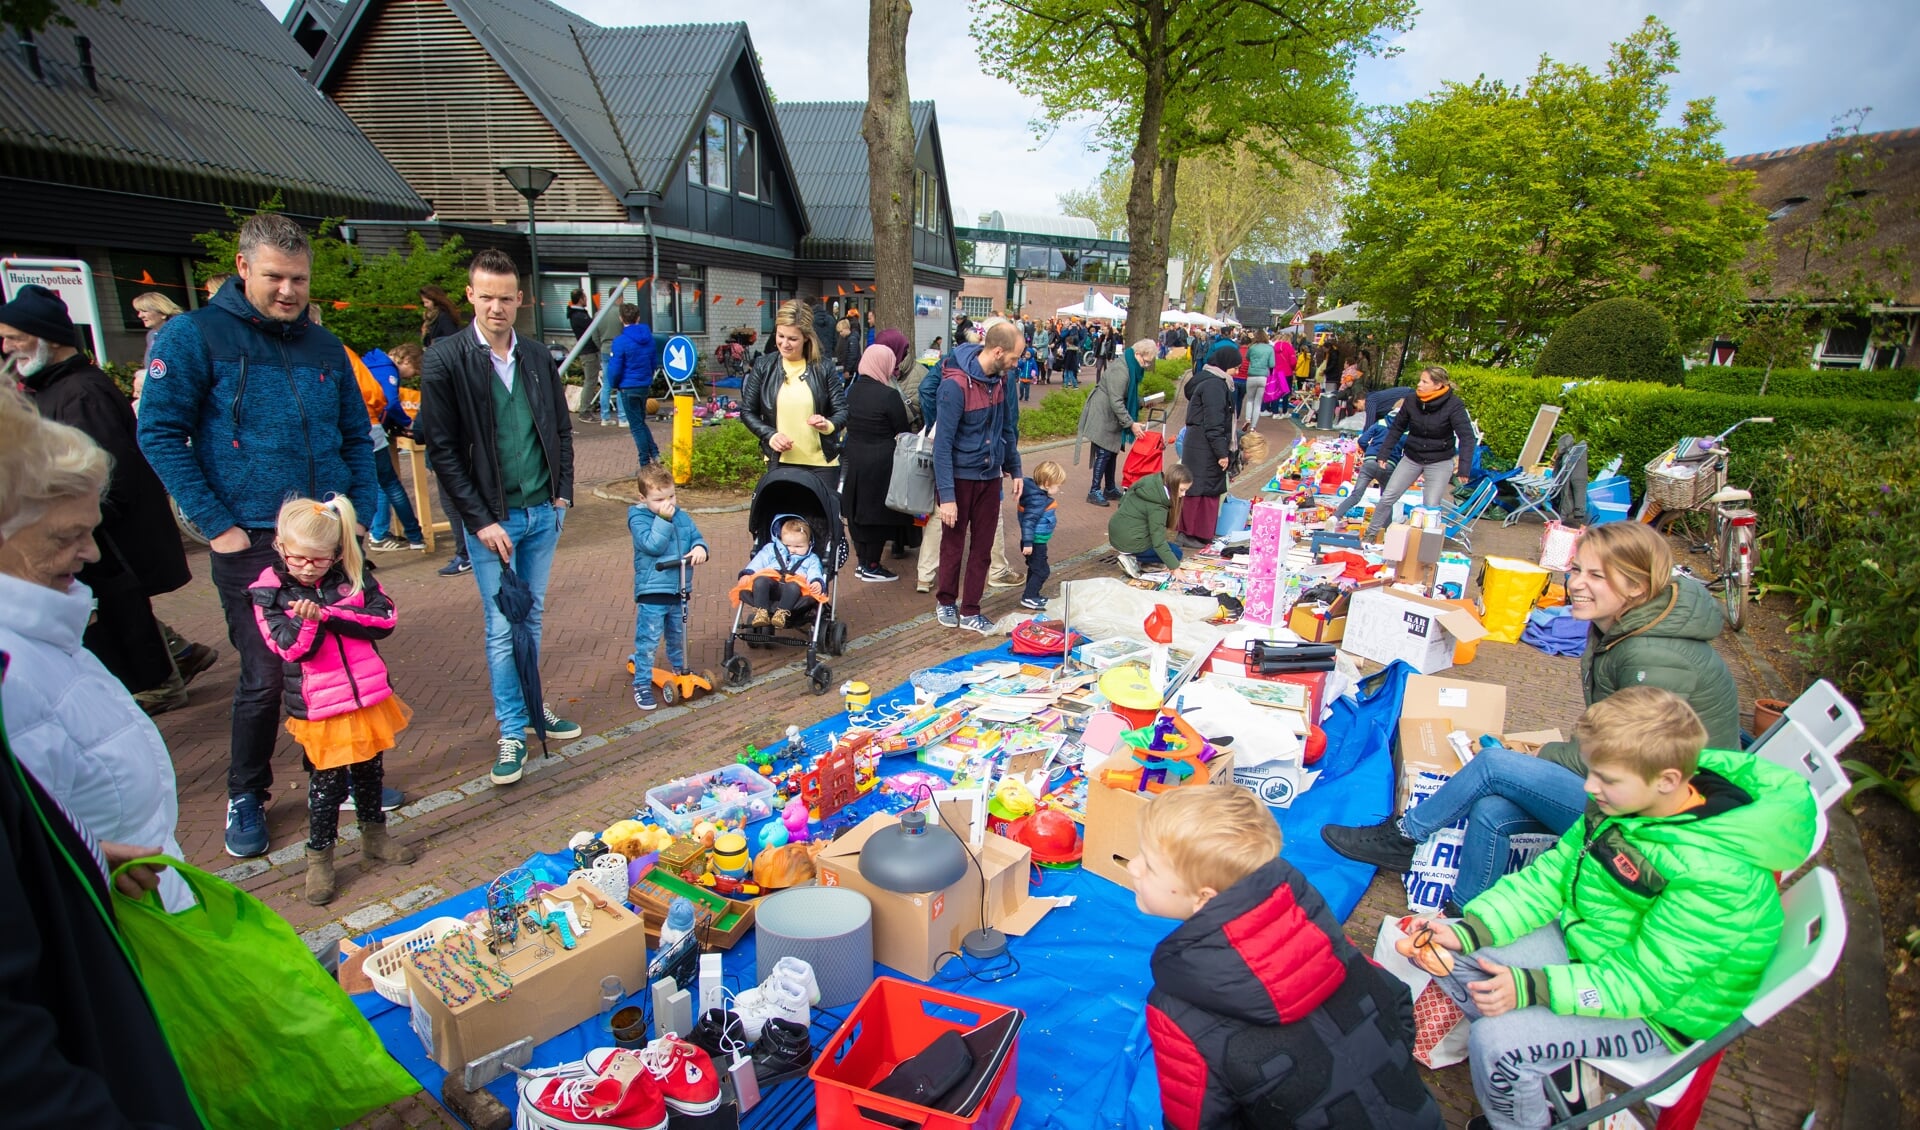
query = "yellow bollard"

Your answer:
(672, 394), (693, 484)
